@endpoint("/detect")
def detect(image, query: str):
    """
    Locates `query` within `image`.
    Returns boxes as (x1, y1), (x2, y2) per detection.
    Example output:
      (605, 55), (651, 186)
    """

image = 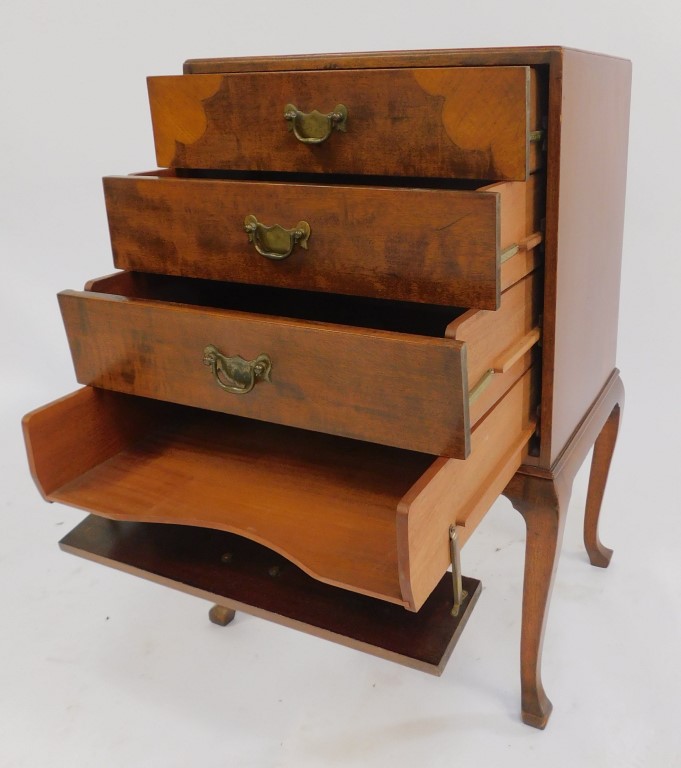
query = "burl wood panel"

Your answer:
(105, 173), (537, 310)
(59, 515), (482, 674)
(148, 67), (539, 180)
(57, 285), (470, 457)
(178, 46), (632, 470)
